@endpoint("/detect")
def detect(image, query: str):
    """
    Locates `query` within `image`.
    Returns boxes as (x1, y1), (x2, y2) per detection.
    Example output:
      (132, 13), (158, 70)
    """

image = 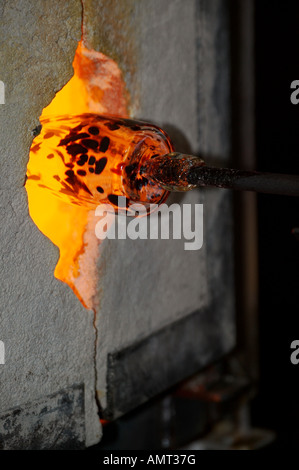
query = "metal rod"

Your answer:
(144, 153), (299, 197)
(188, 167), (299, 197)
